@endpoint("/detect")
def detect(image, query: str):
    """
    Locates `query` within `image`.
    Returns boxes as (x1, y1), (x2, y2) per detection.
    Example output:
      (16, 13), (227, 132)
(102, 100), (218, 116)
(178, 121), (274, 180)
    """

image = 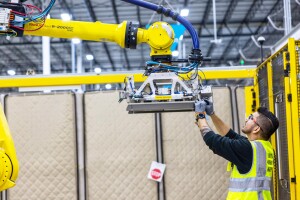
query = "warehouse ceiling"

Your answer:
(0, 0), (300, 75)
